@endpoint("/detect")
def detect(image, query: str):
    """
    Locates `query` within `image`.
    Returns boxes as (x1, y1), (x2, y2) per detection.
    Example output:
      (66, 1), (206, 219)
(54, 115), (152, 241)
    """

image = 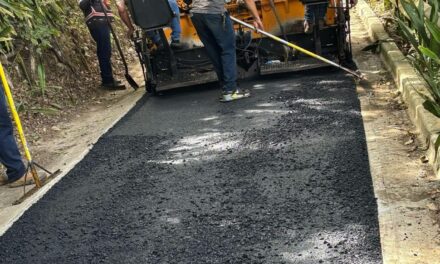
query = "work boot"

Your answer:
(101, 80), (126, 90)
(318, 19), (326, 29)
(155, 42), (165, 51)
(170, 39), (183, 49)
(220, 89), (251, 102)
(0, 176), (7, 186)
(304, 20), (314, 34)
(8, 171), (39, 188)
